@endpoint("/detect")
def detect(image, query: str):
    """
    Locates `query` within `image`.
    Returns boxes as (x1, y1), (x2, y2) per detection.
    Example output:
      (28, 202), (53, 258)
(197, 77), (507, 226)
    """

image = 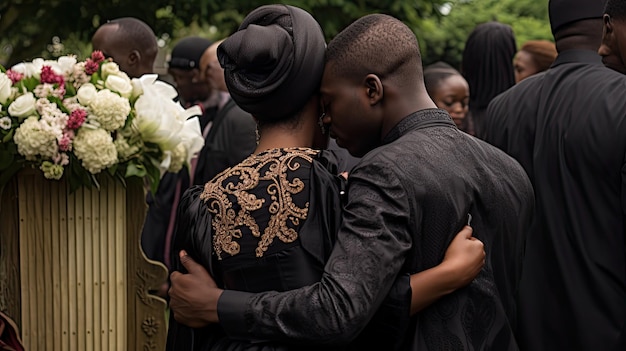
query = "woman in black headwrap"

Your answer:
(461, 21), (517, 137)
(167, 5), (484, 350)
